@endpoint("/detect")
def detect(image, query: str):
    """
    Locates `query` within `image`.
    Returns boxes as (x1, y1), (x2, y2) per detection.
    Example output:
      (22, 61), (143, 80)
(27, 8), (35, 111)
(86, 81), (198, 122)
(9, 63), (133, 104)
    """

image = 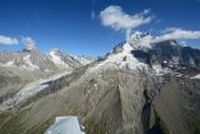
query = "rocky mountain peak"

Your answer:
(49, 48), (63, 56)
(22, 43), (37, 52)
(129, 31), (150, 40)
(99, 36), (200, 77)
(127, 32), (154, 50)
